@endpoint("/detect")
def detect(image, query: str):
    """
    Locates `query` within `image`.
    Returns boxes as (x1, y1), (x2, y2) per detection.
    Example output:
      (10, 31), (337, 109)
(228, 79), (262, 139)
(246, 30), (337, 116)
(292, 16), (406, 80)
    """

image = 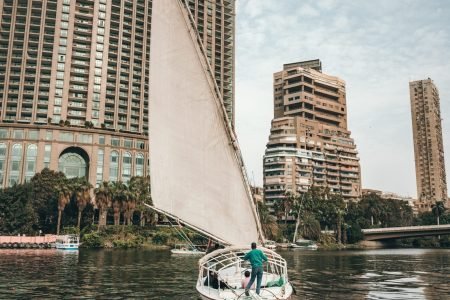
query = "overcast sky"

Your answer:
(234, 0), (450, 198)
